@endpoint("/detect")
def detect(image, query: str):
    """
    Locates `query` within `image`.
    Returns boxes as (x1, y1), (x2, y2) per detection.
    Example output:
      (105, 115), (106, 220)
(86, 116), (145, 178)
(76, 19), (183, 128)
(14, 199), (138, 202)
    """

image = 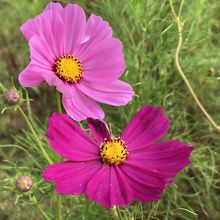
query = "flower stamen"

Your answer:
(55, 55), (82, 83)
(100, 137), (128, 165)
